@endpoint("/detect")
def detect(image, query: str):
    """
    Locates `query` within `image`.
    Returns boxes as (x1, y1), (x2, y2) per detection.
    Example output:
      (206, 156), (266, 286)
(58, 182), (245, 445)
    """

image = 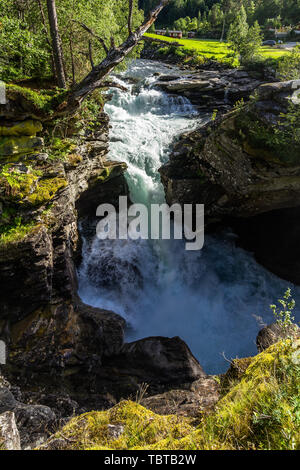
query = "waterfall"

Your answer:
(78, 60), (300, 374)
